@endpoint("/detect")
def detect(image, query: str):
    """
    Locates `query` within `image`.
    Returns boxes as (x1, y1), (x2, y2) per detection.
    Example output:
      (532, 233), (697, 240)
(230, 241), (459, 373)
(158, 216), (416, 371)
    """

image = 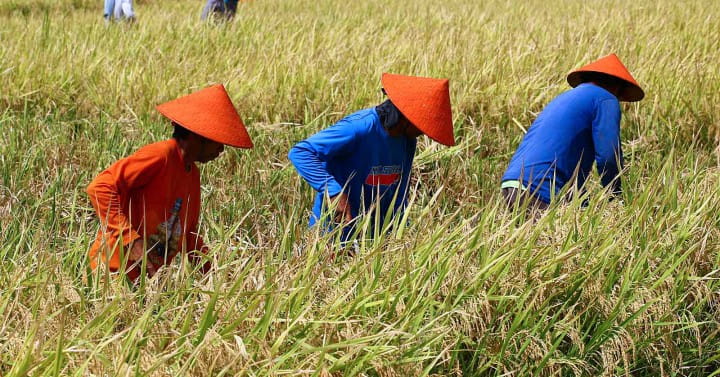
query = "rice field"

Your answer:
(1, 0), (719, 375)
